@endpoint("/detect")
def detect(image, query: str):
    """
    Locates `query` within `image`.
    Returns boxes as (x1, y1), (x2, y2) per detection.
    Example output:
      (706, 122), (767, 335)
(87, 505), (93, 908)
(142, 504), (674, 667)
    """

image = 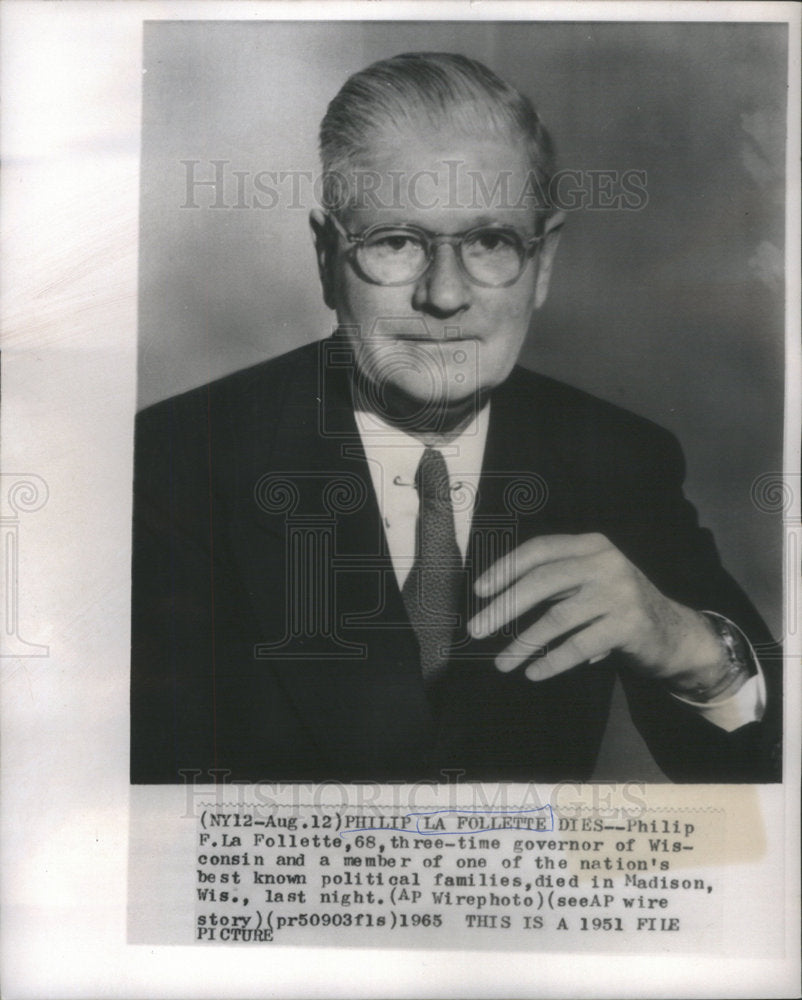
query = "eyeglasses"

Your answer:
(328, 215), (543, 288)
